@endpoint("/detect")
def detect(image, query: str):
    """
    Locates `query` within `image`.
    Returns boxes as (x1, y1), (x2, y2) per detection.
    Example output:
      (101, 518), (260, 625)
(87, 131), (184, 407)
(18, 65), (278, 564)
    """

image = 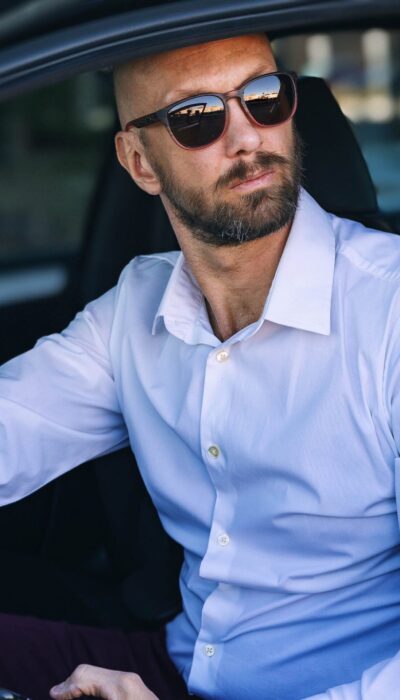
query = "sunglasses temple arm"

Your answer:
(125, 111), (161, 130)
